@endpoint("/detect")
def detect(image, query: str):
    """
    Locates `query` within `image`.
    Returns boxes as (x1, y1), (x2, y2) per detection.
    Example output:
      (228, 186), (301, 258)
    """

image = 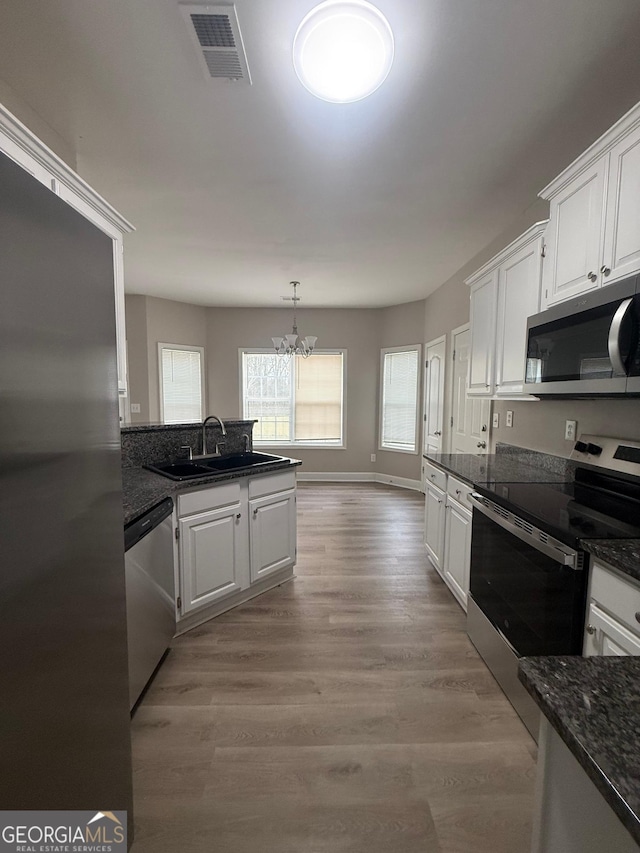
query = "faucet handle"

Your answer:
(180, 445), (193, 461)
(215, 440), (226, 456)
